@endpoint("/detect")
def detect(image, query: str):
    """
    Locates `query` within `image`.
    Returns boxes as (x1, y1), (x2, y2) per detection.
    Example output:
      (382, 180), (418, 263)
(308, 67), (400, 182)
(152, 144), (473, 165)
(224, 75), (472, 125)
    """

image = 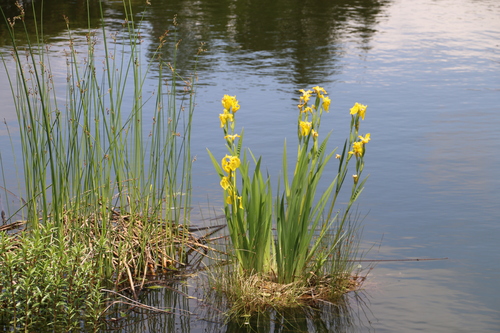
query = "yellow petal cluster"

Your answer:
(348, 142), (364, 156)
(299, 89), (313, 103)
(359, 133), (370, 143)
(299, 121), (312, 137)
(224, 134), (241, 141)
(222, 95), (240, 113)
(220, 176), (230, 190)
(312, 86), (327, 98)
(350, 102), (368, 120)
(219, 109), (234, 127)
(322, 96), (331, 112)
(221, 155), (241, 173)
(348, 133), (371, 157)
